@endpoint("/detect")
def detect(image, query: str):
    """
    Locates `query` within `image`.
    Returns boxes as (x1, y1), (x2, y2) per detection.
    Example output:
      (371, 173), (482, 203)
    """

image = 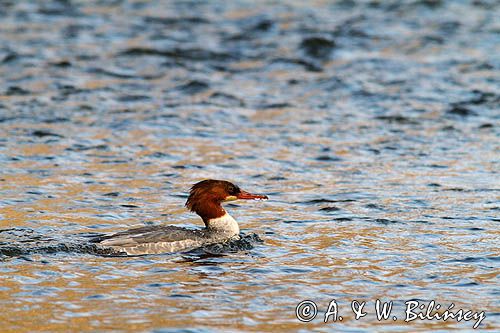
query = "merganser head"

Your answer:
(185, 179), (268, 226)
